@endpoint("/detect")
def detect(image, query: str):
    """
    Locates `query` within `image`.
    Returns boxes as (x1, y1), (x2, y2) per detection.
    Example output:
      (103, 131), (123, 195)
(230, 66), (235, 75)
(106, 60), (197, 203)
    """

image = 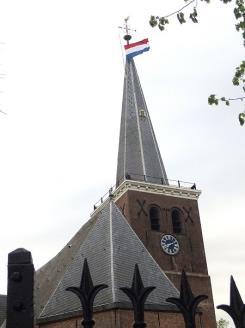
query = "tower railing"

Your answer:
(92, 174), (197, 212)
(118, 173), (196, 189)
